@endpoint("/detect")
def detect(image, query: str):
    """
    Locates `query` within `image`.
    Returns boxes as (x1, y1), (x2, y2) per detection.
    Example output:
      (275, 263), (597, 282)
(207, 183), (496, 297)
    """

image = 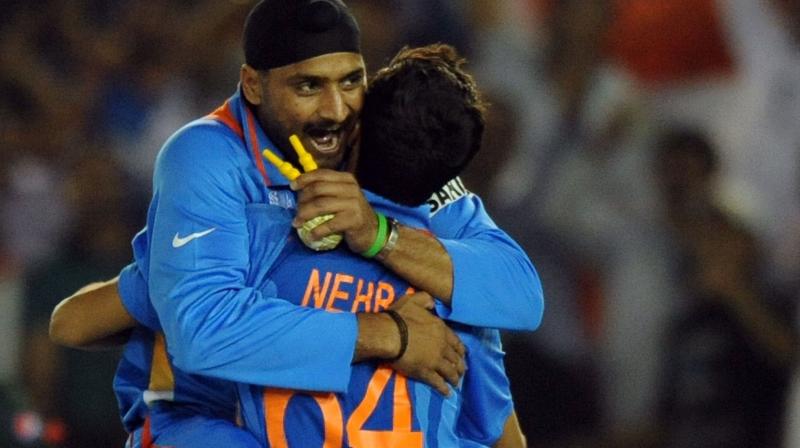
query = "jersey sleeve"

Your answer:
(455, 327), (514, 445)
(144, 126), (356, 392)
(430, 190), (544, 330)
(118, 262), (161, 331)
